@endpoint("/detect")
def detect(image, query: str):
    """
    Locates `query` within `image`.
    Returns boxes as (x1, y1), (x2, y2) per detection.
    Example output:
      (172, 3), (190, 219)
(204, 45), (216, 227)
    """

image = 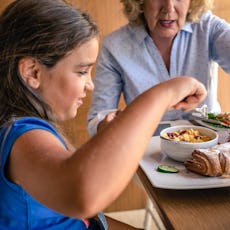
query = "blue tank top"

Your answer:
(0, 117), (88, 229)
